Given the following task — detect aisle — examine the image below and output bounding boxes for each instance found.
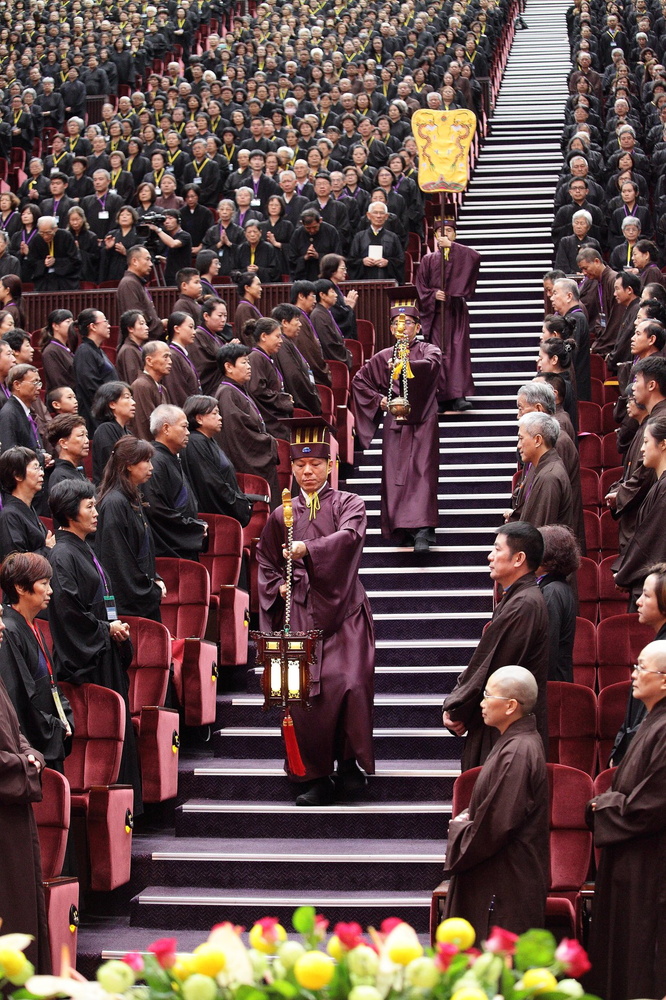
[76,0,571,968]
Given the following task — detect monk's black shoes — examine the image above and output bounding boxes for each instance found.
[335,760,369,800]
[295,777,336,806]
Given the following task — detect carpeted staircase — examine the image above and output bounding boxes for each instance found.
[76,0,571,968]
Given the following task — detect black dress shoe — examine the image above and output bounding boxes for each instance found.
[413,528,431,553]
[295,777,335,806]
[335,760,368,799]
[451,397,473,411]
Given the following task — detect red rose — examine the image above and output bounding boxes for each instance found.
[148,937,178,969]
[334,922,364,950]
[484,927,519,955]
[434,942,459,972]
[380,918,404,936]
[555,939,591,978]
[314,915,330,939]
[123,953,144,972]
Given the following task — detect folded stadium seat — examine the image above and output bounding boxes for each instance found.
[32,768,79,969]
[579,468,600,512]
[235,472,270,616]
[589,379,605,408]
[275,437,293,494]
[597,680,631,773]
[603,382,620,406]
[599,509,620,559]
[327,359,355,466]
[592,768,616,866]
[155,557,218,726]
[578,434,602,474]
[573,616,597,688]
[198,513,250,668]
[583,510,601,563]
[292,408,313,419]
[124,616,179,803]
[430,763,593,943]
[589,354,607,382]
[356,319,376,358]
[578,401,602,435]
[598,555,630,620]
[577,556,599,624]
[345,339,364,378]
[58,682,134,891]
[407,231,422,262]
[599,467,623,506]
[547,681,597,776]
[597,614,653,690]
[317,384,337,426]
[601,432,622,470]
[601,402,618,436]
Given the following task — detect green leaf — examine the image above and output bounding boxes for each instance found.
[235,985,269,1000]
[501,965,516,1000]
[270,981,299,999]
[292,908,316,937]
[514,931,557,972]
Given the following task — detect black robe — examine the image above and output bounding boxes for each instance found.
[95,488,162,621]
[0,494,49,560]
[444,574,550,769]
[181,431,253,526]
[0,607,73,768]
[0,675,50,974]
[587,696,666,1000]
[142,443,206,561]
[538,574,576,682]
[73,338,119,431]
[92,421,130,485]
[348,226,405,283]
[47,459,88,494]
[24,229,81,291]
[444,714,550,939]
[48,530,142,813]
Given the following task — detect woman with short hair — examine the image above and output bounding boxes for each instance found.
[0,447,54,560]
[90,381,134,484]
[537,524,581,682]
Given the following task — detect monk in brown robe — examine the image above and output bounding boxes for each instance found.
[352,303,441,551]
[444,665,549,939]
[586,640,666,1000]
[415,221,480,412]
[443,523,549,769]
[257,420,375,805]
[509,412,575,534]
[214,343,280,508]
[246,318,294,440]
[273,304,322,416]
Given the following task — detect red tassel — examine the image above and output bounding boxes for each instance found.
[282,708,306,776]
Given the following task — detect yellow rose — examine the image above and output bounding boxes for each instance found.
[450,987,487,1000]
[191,944,227,977]
[521,969,559,994]
[0,950,28,978]
[435,919,476,951]
[385,924,424,966]
[327,936,344,960]
[248,921,287,955]
[294,951,335,990]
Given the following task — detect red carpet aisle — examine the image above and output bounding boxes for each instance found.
[75,0,571,969]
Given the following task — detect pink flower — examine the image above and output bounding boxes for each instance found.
[484,927,519,955]
[555,939,591,978]
[380,918,404,936]
[434,942,459,971]
[123,953,144,972]
[465,948,482,964]
[314,915,329,940]
[148,937,177,969]
[334,922,364,950]
[256,917,283,944]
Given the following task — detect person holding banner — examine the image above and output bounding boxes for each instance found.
[416,219,481,413]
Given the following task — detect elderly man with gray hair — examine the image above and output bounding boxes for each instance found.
[442,664,549,937]
[507,411,575,532]
[24,215,81,291]
[80,169,125,241]
[548,276,591,398]
[142,403,207,561]
[554,208,601,273]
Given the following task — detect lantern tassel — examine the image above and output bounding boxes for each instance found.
[282,707,306,776]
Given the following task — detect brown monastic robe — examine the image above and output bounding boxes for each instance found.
[611,397,666,560]
[129,372,172,441]
[0,675,50,974]
[163,343,201,407]
[248,346,294,439]
[295,308,332,387]
[234,299,262,346]
[257,484,375,780]
[587,696,666,1000]
[444,714,549,939]
[214,377,280,507]
[614,472,666,592]
[277,338,322,415]
[443,573,550,769]
[509,448,575,534]
[189,324,226,395]
[116,339,144,387]
[582,265,621,355]
[41,339,75,393]
[310,304,353,367]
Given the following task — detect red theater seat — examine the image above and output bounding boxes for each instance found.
[33,768,79,968]
[547,681,597,776]
[599,509,619,559]
[198,513,250,668]
[345,339,364,377]
[577,557,599,624]
[578,434,602,474]
[583,510,601,562]
[597,681,631,772]
[578,401,602,435]
[356,319,376,358]
[597,614,652,690]
[156,557,218,726]
[580,468,600,512]
[125,616,179,802]
[601,432,622,470]
[328,360,355,465]
[236,472,271,615]
[598,555,628,620]
[59,682,133,891]
[573,616,596,688]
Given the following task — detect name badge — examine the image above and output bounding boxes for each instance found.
[98,210,109,219]
[104,594,118,621]
[193,176,202,184]
[50,166,58,175]
[251,198,261,207]
[109,188,117,195]
[154,186,161,195]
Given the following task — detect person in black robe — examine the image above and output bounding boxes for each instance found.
[443,523,550,769]
[47,479,142,814]
[181,396,254,526]
[141,404,207,561]
[0,552,73,771]
[73,310,120,432]
[24,216,81,291]
[348,203,405,283]
[586,639,666,1000]
[0,611,51,975]
[444,666,549,938]
[46,413,90,495]
[95,437,164,622]
[0,447,54,560]
[91,382,134,485]
[537,525,580,683]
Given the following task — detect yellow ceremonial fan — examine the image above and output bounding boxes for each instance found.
[411,109,477,193]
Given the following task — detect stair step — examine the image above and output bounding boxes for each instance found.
[211,728,463,760]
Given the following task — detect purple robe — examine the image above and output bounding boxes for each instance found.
[256,484,375,780]
[352,339,441,537]
[415,242,480,401]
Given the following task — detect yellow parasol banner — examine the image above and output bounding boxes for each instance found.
[411,109,478,192]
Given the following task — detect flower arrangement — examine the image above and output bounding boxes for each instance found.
[1,909,598,1000]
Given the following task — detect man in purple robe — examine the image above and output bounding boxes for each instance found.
[256,419,375,806]
[352,303,441,551]
[415,221,481,413]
